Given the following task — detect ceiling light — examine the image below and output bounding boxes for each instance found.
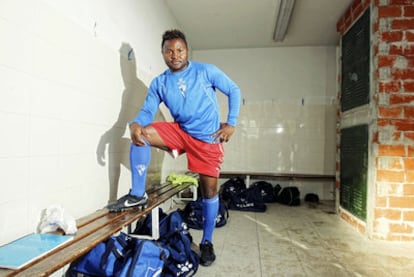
[273,0,296,42]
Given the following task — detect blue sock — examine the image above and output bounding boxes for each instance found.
[129,143,151,197]
[201,195,219,244]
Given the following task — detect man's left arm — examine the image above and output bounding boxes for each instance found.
[209,65,241,142]
[209,65,241,126]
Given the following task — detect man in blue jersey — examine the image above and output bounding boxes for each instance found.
[107,29,241,266]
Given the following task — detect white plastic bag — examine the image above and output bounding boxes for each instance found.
[38,205,77,235]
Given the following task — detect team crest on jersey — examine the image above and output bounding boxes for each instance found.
[178,78,186,96]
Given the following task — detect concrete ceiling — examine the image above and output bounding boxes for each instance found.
[165,0,354,50]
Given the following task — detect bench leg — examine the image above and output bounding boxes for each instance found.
[246,175,251,187]
[151,206,160,240]
[129,206,160,240]
[174,185,197,202]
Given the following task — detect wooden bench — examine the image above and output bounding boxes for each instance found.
[0,182,194,277]
[220,171,335,182]
[219,171,335,187]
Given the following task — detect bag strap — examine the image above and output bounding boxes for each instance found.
[222,202,230,220]
[123,239,144,277]
[216,201,229,226]
[124,240,168,277]
[100,234,132,270]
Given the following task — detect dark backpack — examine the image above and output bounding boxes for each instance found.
[250,181,276,203]
[180,197,229,230]
[226,185,267,212]
[118,239,168,277]
[275,186,301,206]
[67,232,168,277]
[305,193,319,203]
[219,177,246,202]
[134,209,199,277]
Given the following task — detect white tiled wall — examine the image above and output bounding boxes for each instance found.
[222,101,336,174]
[0,0,179,245]
[194,47,337,175]
[194,47,338,200]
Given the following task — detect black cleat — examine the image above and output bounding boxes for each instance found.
[199,240,216,266]
[107,192,148,212]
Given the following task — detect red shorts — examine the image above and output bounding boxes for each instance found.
[151,122,224,178]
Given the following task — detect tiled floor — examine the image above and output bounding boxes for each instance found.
[189,201,414,277]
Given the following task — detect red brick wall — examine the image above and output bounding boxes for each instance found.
[337,0,371,34]
[337,0,414,241]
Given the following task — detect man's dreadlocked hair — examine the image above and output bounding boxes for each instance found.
[161,29,188,49]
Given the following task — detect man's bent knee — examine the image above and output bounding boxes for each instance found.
[142,125,168,149]
[199,174,218,199]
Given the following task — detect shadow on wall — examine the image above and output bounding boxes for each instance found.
[96,42,165,203]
